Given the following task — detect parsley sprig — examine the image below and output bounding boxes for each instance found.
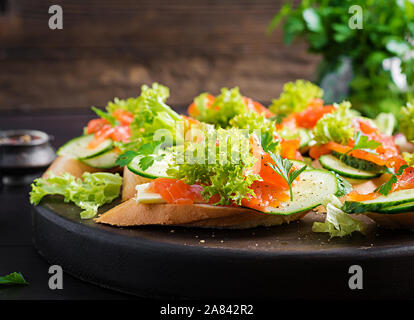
[267,152,307,201]
[374,165,409,196]
[261,132,279,153]
[0,272,28,286]
[341,131,381,160]
[115,140,165,170]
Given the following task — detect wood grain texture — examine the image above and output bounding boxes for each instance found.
[0,0,319,111]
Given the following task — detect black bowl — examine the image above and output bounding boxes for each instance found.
[0,129,55,185]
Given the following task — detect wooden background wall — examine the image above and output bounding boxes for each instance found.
[0,0,319,112]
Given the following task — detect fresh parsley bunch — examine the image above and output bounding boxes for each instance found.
[268,0,414,119]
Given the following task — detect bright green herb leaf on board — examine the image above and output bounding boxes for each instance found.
[0,272,28,285]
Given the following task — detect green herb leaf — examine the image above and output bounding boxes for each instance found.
[115,140,163,167]
[374,164,409,196]
[267,152,307,201]
[138,153,165,171]
[341,131,381,159]
[261,131,280,153]
[115,150,138,167]
[0,272,28,285]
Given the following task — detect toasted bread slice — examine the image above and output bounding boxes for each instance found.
[181,211,306,229]
[340,175,414,230]
[43,156,122,179]
[95,198,307,229]
[43,156,102,178]
[122,166,152,201]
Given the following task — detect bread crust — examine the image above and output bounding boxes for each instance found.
[43,156,102,178]
[95,199,307,229]
[121,166,152,201]
[43,156,122,178]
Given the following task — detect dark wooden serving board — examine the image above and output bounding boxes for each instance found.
[32,197,414,299]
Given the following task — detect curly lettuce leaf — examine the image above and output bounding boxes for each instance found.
[312,101,354,145]
[312,195,366,238]
[229,111,280,153]
[269,80,323,116]
[114,83,182,155]
[167,128,261,205]
[130,83,181,136]
[105,97,141,114]
[193,87,248,128]
[30,172,122,219]
[399,100,414,141]
[403,152,414,166]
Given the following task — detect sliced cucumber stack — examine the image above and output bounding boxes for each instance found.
[319,154,382,180]
[127,152,173,179]
[80,149,120,169]
[57,134,118,168]
[58,134,113,159]
[343,189,414,214]
[266,169,340,215]
[377,202,414,214]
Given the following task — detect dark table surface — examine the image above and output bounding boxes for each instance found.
[0,111,134,299]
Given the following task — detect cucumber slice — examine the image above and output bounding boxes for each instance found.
[343,189,414,214]
[377,202,414,214]
[127,152,173,179]
[266,169,339,215]
[319,154,381,179]
[57,134,113,160]
[80,149,119,169]
[291,160,313,170]
[331,151,385,172]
